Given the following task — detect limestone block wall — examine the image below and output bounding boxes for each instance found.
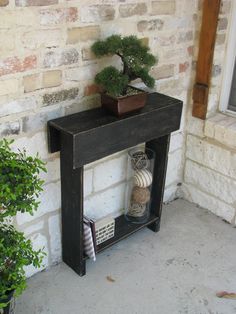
[182,0,236,225]
[0,0,198,276]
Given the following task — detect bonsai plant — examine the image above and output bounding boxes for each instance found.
[91,35,157,116]
[0,139,46,313]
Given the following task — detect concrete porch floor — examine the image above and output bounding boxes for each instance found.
[15,199,236,314]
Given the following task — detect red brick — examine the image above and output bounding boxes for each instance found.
[179,61,189,73]
[16,0,58,6]
[0,55,37,77]
[84,84,102,96]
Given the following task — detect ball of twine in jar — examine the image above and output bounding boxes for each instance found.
[130,150,150,170]
[131,186,150,204]
[127,203,147,217]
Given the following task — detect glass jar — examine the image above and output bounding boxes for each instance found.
[125,147,155,224]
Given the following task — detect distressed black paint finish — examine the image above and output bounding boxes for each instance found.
[146,135,170,232]
[48,92,182,276]
[48,93,182,167]
[60,133,85,276]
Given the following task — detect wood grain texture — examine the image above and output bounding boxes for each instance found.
[146,135,170,232]
[60,133,85,276]
[192,0,221,120]
[48,92,182,168]
[48,92,183,276]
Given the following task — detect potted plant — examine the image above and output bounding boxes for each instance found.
[0,224,45,313]
[0,139,46,314]
[91,35,157,116]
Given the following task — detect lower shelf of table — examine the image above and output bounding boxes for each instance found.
[84,213,159,260]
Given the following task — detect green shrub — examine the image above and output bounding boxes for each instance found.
[0,139,46,309]
[0,224,45,308]
[0,139,46,221]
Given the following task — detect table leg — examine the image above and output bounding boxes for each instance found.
[146,134,170,232]
[60,133,86,276]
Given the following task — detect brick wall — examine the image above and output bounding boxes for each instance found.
[182,0,236,225]
[0,0,197,276]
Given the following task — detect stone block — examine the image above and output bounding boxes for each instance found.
[212,64,221,77]
[182,183,235,223]
[165,149,183,186]
[43,48,79,68]
[186,135,236,180]
[0,79,18,97]
[65,65,98,82]
[150,64,175,80]
[214,117,236,145]
[0,97,37,117]
[187,46,194,56]
[11,131,49,160]
[39,7,78,25]
[24,233,49,278]
[186,115,204,137]
[220,1,231,14]
[217,17,228,31]
[0,55,37,77]
[16,0,58,6]
[140,37,149,47]
[43,87,79,105]
[93,154,127,192]
[163,184,178,203]
[16,181,61,225]
[67,26,101,44]
[0,121,20,136]
[179,61,190,73]
[169,132,184,153]
[224,123,236,148]
[119,3,147,18]
[82,48,96,61]
[137,19,164,32]
[177,31,193,43]
[0,0,8,7]
[84,183,126,220]
[84,168,93,197]
[216,33,226,45]
[40,158,60,183]
[185,160,236,204]
[23,73,41,93]
[0,11,16,28]
[0,31,15,57]
[22,107,63,133]
[48,214,61,264]
[84,84,101,96]
[151,1,176,15]
[22,29,61,50]
[81,5,115,23]
[0,9,37,28]
[42,70,62,88]
[20,220,44,236]
[204,114,236,148]
[154,34,176,47]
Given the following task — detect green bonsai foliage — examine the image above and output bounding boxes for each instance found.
[0,224,45,308]
[92,35,157,96]
[0,139,46,221]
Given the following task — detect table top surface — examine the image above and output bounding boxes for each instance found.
[48,92,183,136]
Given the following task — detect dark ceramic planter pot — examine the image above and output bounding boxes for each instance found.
[101,86,147,117]
[0,291,14,314]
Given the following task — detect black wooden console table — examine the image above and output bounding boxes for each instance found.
[48,92,182,276]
